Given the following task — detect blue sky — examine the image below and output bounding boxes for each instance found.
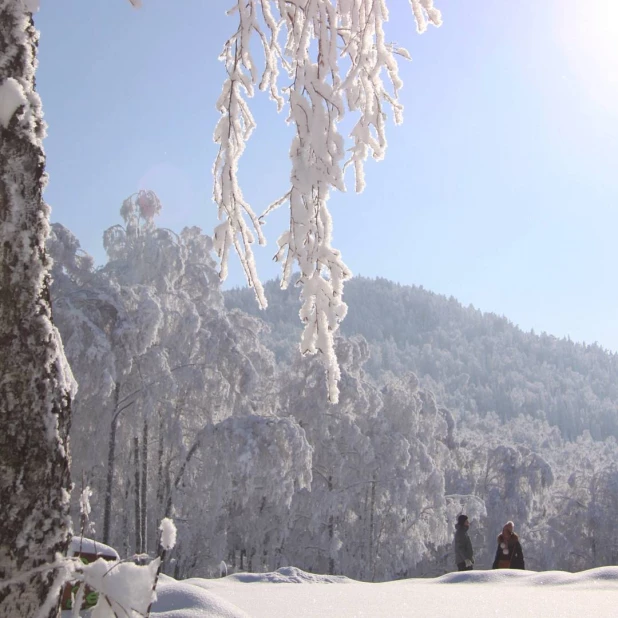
[35,0,618,350]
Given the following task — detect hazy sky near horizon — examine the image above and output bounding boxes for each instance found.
[36,1,618,350]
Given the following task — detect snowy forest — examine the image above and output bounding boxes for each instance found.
[3,0,618,615]
[50,195,618,584]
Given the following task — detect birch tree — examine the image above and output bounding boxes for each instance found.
[214,0,441,402]
[0,2,73,616]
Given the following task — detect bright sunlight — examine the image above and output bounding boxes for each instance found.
[558,0,618,111]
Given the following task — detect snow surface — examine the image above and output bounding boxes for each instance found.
[62,565,618,618]
[169,566,618,617]
[63,566,618,618]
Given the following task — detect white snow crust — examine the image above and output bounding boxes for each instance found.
[61,566,618,617]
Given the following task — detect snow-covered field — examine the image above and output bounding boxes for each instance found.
[145,566,618,618]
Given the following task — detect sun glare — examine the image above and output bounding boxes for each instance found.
[558,0,618,111]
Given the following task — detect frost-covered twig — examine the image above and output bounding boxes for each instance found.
[145,518,177,618]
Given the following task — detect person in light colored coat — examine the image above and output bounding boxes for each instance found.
[492,521,525,570]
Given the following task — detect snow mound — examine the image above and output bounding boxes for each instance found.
[225,566,352,584]
[434,566,618,587]
[522,566,618,587]
[434,569,527,584]
[152,576,250,618]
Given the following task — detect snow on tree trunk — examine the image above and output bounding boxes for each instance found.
[214,0,441,402]
[0,3,73,617]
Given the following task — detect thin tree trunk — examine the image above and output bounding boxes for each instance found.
[247,549,254,573]
[156,413,165,517]
[134,437,142,555]
[102,382,121,544]
[328,475,335,575]
[122,478,131,558]
[369,477,376,582]
[0,4,72,617]
[163,424,210,519]
[141,418,148,554]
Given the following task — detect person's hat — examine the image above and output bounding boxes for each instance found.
[457,514,469,526]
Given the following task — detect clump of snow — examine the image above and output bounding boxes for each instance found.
[79,486,92,520]
[69,537,119,559]
[159,518,177,551]
[79,557,159,617]
[0,78,26,128]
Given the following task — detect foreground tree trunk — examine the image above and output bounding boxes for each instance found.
[0,3,73,617]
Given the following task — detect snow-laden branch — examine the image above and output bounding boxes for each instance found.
[217,3,432,402]
[212,1,270,308]
[215,1,440,402]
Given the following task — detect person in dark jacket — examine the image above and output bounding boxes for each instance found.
[492,521,525,569]
[453,514,474,571]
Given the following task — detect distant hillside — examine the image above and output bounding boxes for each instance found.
[225,277,618,440]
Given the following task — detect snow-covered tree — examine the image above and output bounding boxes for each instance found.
[166,414,312,578]
[365,374,451,580]
[49,195,284,564]
[0,3,73,616]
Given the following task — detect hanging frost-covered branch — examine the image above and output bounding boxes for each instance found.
[216,1,441,402]
[213,0,271,308]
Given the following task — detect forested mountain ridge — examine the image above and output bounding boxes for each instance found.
[225,276,618,440]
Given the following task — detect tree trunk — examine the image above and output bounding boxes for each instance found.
[133,437,142,554]
[156,412,165,518]
[102,382,121,544]
[0,4,73,617]
[328,475,335,575]
[141,418,148,554]
[122,476,131,558]
[247,549,254,573]
[369,477,376,582]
